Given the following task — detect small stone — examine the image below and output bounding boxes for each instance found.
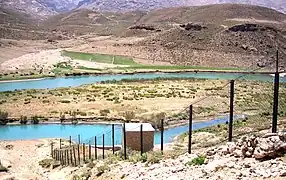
[280,171,286,177]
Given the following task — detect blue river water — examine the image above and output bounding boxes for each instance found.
[0,72,284,92]
[0,115,244,145]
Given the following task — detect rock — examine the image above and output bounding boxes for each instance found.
[280,171,286,177]
[5,145,13,150]
[262,133,278,138]
[0,175,15,180]
[241,44,248,50]
[253,134,286,159]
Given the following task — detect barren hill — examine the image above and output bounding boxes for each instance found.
[138,4,286,25]
[77,0,286,14]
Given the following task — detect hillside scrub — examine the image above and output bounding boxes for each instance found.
[0,110,8,125]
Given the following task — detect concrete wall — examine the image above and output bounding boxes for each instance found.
[124,131,154,152]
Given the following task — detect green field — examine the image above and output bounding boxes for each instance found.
[118,65,244,71]
[61,50,245,71]
[61,50,137,65]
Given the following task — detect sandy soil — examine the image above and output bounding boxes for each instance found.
[0,139,52,180]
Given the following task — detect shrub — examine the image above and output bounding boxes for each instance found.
[96,163,110,176]
[0,110,8,125]
[100,109,110,116]
[20,115,28,124]
[72,120,78,125]
[60,115,65,123]
[123,111,135,122]
[129,152,147,163]
[146,151,163,165]
[59,100,71,103]
[31,116,39,124]
[42,100,50,103]
[185,155,206,166]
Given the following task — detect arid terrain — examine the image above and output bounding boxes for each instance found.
[1,2,286,180]
[1,4,286,80]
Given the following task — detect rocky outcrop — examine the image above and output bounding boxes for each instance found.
[208,133,286,160]
[228,24,259,32]
[129,25,158,31]
[179,23,206,31]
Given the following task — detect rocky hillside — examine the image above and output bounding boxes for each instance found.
[0,0,82,18]
[0,0,285,19]
[77,0,286,14]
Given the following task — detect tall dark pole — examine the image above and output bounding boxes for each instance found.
[78,134,81,144]
[123,123,127,160]
[161,119,164,153]
[140,124,143,155]
[188,105,193,154]
[112,124,115,154]
[102,134,105,159]
[272,50,280,133]
[94,136,97,160]
[228,80,235,142]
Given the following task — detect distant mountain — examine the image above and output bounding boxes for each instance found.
[0,0,82,18]
[0,0,285,19]
[77,0,286,14]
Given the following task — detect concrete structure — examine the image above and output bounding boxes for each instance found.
[123,123,155,152]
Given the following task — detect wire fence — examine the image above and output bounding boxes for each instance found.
[50,51,285,166]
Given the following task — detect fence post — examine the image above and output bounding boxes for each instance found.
[102,134,105,159]
[94,136,97,160]
[112,124,115,154]
[70,149,73,166]
[61,151,64,165]
[228,80,235,142]
[140,124,143,155]
[78,134,81,144]
[55,150,58,160]
[272,50,279,133]
[69,136,72,147]
[161,119,164,153]
[63,150,66,165]
[66,149,69,165]
[51,143,53,158]
[123,123,127,160]
[77,144,80,165]
[188,105,193,154]
[73,146,77,166]
[89,142,91,160]
[83,143,85,163]
[59,139,62,149]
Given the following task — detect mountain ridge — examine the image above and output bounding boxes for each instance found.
[0,0,285,19]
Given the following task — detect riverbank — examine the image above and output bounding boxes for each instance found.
[1,115,285,180]
[0,68,278,83]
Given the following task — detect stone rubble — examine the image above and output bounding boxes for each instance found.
[98,133,286,180]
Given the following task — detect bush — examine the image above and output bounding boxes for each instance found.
[96,163,110,176]
[31,116,39,124]
[185,155,206,166]
[59,100,71,103]
[123,111,135,122]
[20,115,28,124]
[0,110,8,125]
[146,151,163,165]
[100,109,110,116]
[72,120,78,125]
[129,152,147,163]
[60,115,65,123]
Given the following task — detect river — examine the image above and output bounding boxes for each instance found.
[1,72,285,92]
